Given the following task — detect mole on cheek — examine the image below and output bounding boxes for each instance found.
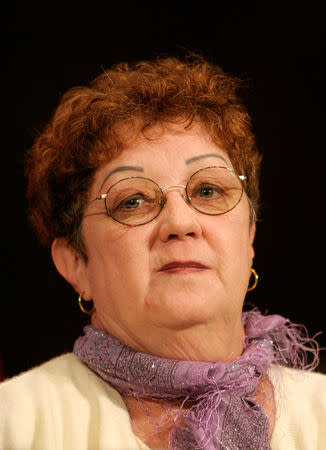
[145,297,157,310]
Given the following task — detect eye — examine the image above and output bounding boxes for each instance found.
[197,183,225,198]
[118,194,145,209]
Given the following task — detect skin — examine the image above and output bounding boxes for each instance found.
[51,122,275,447]
[52,121,256,363]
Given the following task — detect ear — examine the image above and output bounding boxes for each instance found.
[249,222,256,260]
[51,238,92,300]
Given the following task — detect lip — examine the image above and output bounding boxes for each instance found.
[158,261,209,272]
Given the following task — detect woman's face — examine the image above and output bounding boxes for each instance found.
[56,123,255,356]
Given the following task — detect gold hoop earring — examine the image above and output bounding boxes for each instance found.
[78,294,95,316]
[247,268,259,292]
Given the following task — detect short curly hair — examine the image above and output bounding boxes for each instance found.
[26,55,262,260]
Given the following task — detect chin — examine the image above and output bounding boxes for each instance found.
[146,293,228,329]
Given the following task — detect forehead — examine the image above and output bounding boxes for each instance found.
[96,122,232,183]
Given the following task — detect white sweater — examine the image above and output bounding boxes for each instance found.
[0,353,325,449]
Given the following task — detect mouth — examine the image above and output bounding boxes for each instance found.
[158,261,209,273]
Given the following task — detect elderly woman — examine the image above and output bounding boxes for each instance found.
[0,56,325,450]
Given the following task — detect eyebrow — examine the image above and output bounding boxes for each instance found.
[99,154,228,192]
[99,166,143,191]
[185,153,228,165]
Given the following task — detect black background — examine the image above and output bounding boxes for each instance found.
[1,2,325,378]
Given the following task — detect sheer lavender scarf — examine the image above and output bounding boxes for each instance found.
[73,311,318,449]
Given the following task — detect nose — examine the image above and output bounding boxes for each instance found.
[158,188,203,242]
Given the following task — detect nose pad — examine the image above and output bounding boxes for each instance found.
[161,184,187,194]
[160,184,190,210]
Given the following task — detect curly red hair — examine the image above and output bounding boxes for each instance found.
[26,55,262,259]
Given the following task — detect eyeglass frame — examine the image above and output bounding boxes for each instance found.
[86,165,247,226]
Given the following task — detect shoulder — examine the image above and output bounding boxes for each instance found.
[269,366,326,450]
[0,353,140,449]
[269,365,326,407]
[1,352,89,386]
[0,353,122,408]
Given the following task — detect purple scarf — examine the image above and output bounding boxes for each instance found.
[73,311,319,449]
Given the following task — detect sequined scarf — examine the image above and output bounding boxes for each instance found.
[73,310,318,449]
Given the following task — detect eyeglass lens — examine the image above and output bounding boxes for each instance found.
[105,167,244,226]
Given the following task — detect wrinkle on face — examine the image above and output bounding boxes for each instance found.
[79,121,255,362]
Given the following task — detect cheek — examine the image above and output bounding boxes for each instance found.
[83,218,131,267]
[227,226,254,294]
[83,222,151,300]
[207,211,253,277]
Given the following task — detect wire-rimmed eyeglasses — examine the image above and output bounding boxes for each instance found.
[86,166,247,226]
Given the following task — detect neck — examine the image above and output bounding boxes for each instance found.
[75,309,288,449]
[91,311,245,362]
[124,374,276,449]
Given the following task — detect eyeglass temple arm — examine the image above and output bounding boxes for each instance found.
[85,194,107,208]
